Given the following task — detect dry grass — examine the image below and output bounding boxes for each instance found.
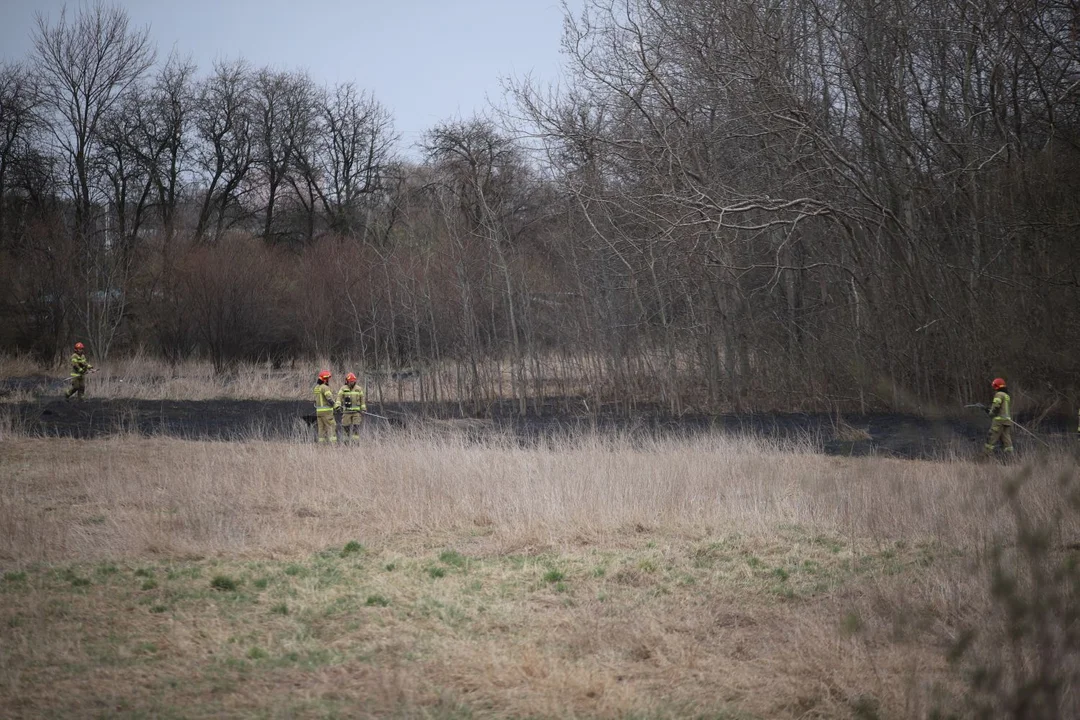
[1,432,1077,718]
[832,414,873,443]
[2,433,1060,561]
[0,351,600,405]
[0,352,41,378]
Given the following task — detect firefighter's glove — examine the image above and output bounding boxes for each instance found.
[360,404,367,412]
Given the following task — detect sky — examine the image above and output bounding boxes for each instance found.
[0,0,581,153]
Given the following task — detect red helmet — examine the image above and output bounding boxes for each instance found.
[318,370,332,382]
[74,342,85,352]
[346,373,357,383]
[991,377,1006,390]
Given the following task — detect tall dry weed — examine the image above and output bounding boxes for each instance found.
[2,431,1075,563]
[0,352,43,377]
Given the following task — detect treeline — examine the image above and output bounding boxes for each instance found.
[2,1,1079,412]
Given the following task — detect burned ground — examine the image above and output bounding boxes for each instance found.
[7,385,1076,459]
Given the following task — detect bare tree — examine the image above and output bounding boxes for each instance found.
[424,119,533,412]
[31,2,154,358]
[296,83,397,241]
[0,62,42,249]
[252,68,317,243]
[192,59,255,244]
[506,0,1080,411]
[31,2,154,236]
[140,53,197,244]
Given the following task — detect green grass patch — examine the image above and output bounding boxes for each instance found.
[341,541,365,557]
[69,576,91,588]
[0,534,950,718]
[166,566,201,581]
[210,575,239,592]
[772,585,796,600]
[439,550,467,568]
[542,569,565,583]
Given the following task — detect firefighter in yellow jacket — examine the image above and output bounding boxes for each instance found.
[984,377,1014,455]
[336,373,366,443]
[313,370,338,444]
[65,342,94,400]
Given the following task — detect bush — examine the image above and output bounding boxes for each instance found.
[948,466,1080,717]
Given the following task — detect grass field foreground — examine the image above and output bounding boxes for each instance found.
[2,432,1079,717]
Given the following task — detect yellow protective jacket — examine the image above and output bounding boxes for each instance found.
[313,382,337,413]
[989,390,1012,425]
[70,353,92,377]
[336,383,365,413]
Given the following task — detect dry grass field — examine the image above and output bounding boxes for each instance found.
[2,425,1079,718]
[0,352,597,406]
[0,353,342,403]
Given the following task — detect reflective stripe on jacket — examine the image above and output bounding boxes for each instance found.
[337,384,365,413]
[990,390,1012,423]
[313,383,336,413]
[70,353,92,377]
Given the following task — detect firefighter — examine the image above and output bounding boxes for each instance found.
[984,377,1014,456]
[313,370,338,444]
[336,372,366,443]
[65,342,94,400]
